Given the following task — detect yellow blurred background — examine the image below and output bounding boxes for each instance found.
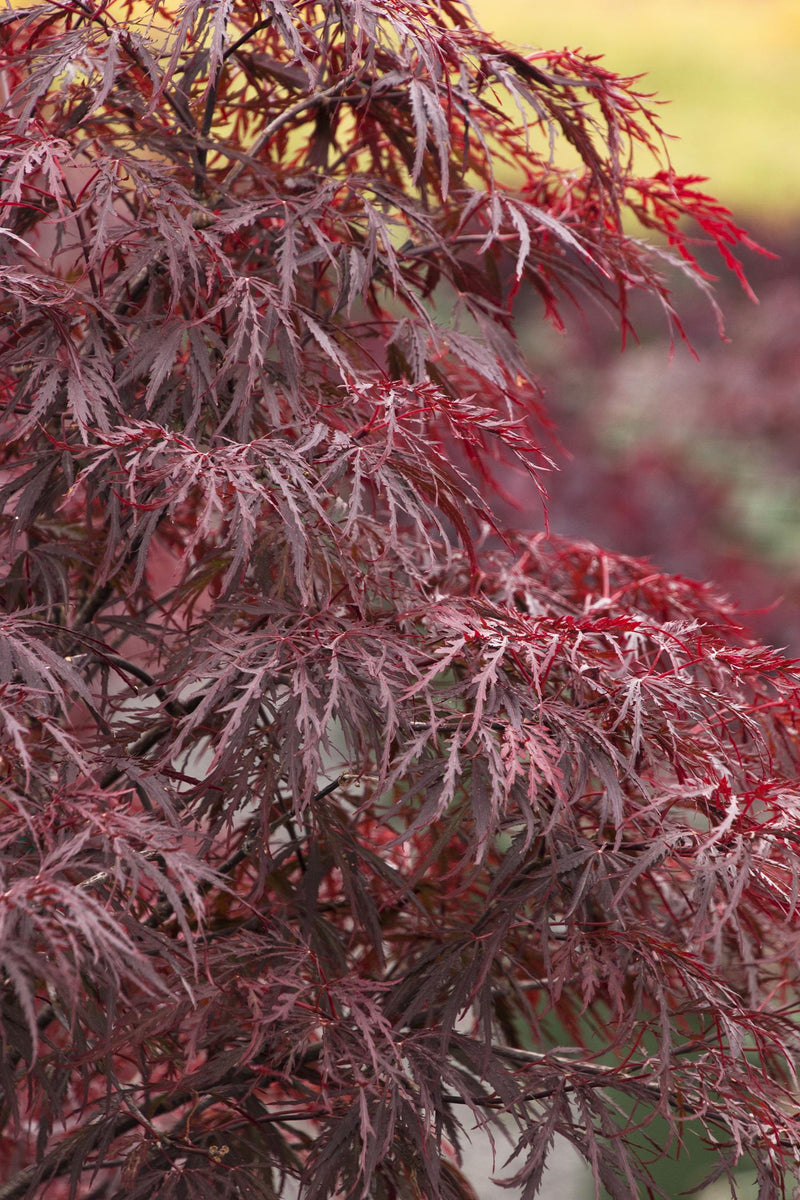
[469,0,800,225]
[11,0,796,221]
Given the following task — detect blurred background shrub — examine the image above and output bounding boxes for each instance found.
[472,0,800,653]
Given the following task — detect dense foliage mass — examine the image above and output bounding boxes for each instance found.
[1,2,800,1197]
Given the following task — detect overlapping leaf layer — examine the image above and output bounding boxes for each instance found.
[0,2,798,1196]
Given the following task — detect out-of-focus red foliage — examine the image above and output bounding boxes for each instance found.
[1,3,800,1199]
[523,238,800,652]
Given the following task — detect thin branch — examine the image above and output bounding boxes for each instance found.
[223,14,274,62]
[73,581,115,631]
[223,72,357,189]
[98,723,173,790]
[60,175,101,303]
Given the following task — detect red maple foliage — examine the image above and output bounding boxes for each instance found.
[1,2,799,1198]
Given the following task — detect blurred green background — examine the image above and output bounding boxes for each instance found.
[469,0,800,225]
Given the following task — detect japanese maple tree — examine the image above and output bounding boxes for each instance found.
[1,2,800,1198]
